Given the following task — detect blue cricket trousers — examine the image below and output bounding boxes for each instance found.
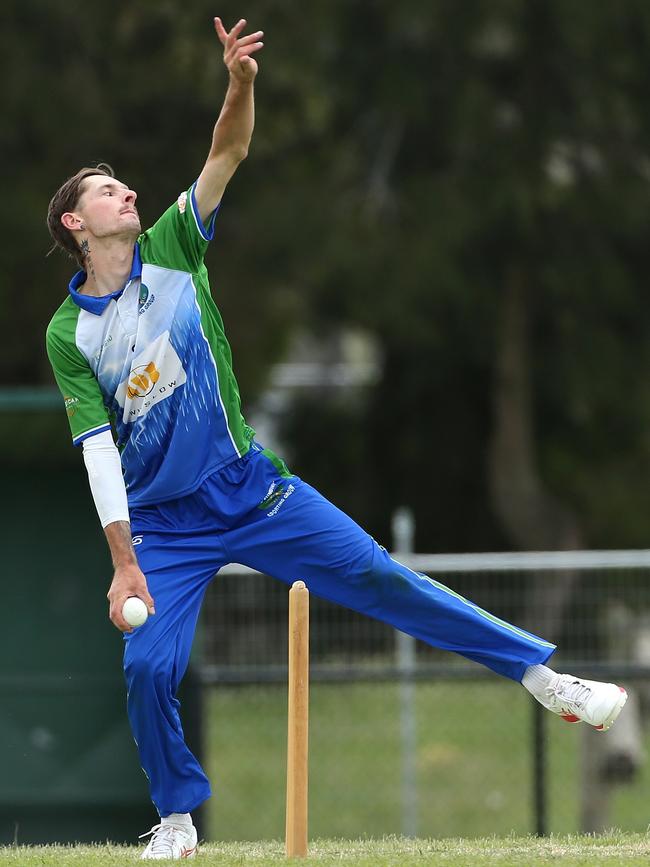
[124,445,555,816]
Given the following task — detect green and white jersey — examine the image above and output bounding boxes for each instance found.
[46,183,254,507]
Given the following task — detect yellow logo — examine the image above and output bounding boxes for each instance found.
[126,362,160,400]
[64,395,79,418]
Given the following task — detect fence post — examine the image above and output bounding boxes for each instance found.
[392,507,418,838]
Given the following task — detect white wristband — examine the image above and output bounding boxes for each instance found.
[82,429,130,528]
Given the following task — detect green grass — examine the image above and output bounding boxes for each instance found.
[205,681,650,840]
[2,834,650,865]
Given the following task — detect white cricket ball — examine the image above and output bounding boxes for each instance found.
[122,596,149,628]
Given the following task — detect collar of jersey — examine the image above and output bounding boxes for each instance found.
[67,242,142,315]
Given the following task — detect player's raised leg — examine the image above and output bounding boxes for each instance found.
[223,475,626,730]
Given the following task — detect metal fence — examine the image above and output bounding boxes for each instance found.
[197,534,650,841]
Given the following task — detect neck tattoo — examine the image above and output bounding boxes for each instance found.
[80,239,96,280]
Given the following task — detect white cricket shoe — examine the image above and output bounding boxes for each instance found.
[538,674,627,731]
[139,822,198,860]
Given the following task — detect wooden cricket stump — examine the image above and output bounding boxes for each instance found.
[286,580,309,858]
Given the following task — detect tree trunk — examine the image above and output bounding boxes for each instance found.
[487,269,644,834]
[487,265,582,641]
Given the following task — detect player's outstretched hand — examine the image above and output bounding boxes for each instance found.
[107,563,156,633]
[214,17,263,83]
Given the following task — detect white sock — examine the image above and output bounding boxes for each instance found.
[522,664,557,697]
[161,812,192,827]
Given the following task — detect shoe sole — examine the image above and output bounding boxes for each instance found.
[595,686,627,732]
[140,841,197,860]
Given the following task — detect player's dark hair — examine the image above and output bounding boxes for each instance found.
[46,164,115,269]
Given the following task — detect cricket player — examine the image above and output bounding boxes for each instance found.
[45,17,627,860]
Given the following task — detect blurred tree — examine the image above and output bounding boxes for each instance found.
[3,0,650,553]
[279,0,650,554]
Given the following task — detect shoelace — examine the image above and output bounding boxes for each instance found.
[139,823,182,857]
[547,678,592,711]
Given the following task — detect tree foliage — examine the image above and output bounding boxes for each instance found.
[3,0,650,548]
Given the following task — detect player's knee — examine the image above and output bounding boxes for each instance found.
[124,644,170,690]
[340,540,397,605]
[355,542,418,600]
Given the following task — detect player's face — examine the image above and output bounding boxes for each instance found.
[76,175,141,238]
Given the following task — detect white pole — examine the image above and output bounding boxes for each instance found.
[392,507,418,838]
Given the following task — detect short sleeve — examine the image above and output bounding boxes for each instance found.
[46,320,112,446]
[139,182,220,274]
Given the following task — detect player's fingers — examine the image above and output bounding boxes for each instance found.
[235,30,264,48]
[214,17,229,46]
[224,35,261,62]
[109,602,133,634]
[236,42,264,60]
[225,45,263,70]
[227,18,247,44]
[142,591,156,615]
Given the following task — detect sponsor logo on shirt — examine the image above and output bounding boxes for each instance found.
[115,330,187,423]
[126,361,160,400]
[64,395,79,418]
[138,283,155,316]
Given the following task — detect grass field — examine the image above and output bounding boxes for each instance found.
[205,680,650,840]
[2,834,650,865]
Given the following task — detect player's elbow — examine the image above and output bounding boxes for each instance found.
[230,144,249,163]
[210,145,248,171]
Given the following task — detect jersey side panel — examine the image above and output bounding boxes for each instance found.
[46,299,112,444]
[192,269,254,458]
